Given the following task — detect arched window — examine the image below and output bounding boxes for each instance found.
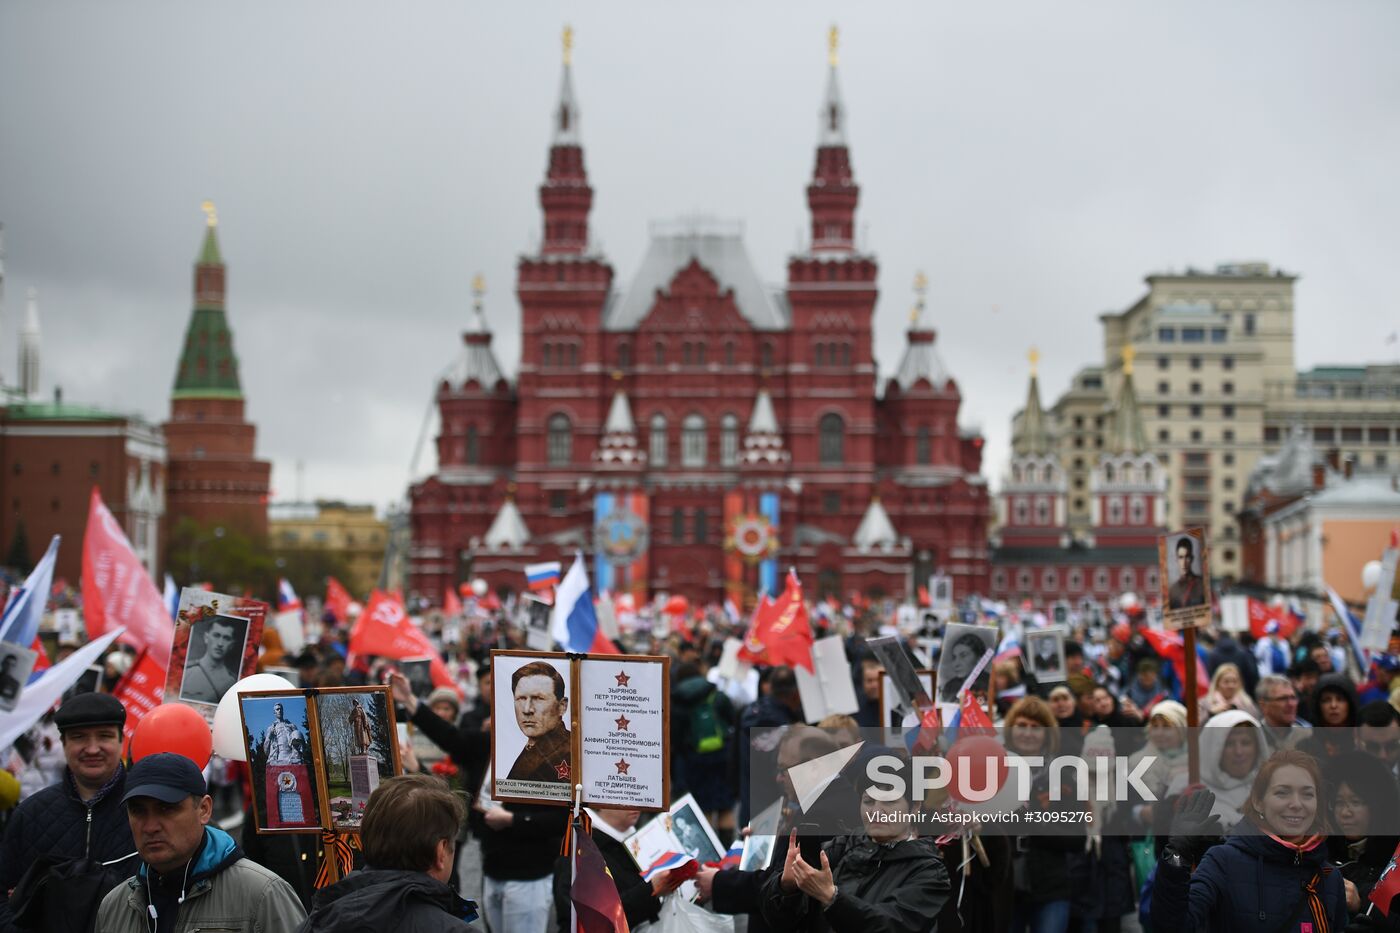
[1034,497,1051,524]
[1012,464,1023,483]
[819,413,845,465]
[917,426,932,465]
[1103,463,1115,483]
[649,414,668,466]
[671,509,685,542]
[1129,495,1147,525]
[993,570,1008,592]
[617,343,631,369]
[1068,569,1083,592]
[547,414,572,465]
[720,414,740,466]
[1043,569,1058,591]
[1120,568,1136,592]
[1013,499,1030,525]
[760,342,774,369]
[695,343,706,366]
[567,344,578,367]
[542,344,553,368]
[815,344,826,367]
[1017,569,1033,591]
[1108,497,1125,524]
[465,425,480,465]
[694,508,708,543]
[1142,462,1154,483]
[682,343,693,366]
[842,344,852,366]
[654,341,665,365]
[1094,568,1110,591]
[724,342,735,366]
[682,414,707,467]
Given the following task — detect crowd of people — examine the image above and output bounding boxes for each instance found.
[1,590,1398,933]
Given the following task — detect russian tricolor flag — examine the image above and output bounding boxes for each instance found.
[641,851,693,882]
[720,840,743,869]
[277,578,303,612]
[549,554,617,655]
[525,561,562,592]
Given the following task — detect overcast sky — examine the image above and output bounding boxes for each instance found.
[2,1,1397,515]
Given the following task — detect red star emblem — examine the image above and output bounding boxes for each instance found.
[615,714,631,731]
[615,758,630,775]
[555,760,570,780]
[614,670,630,687]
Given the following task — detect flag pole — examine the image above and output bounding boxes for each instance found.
[1185,624,1200,784]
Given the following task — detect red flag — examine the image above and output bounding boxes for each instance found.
[917,586,931,608]
[80,487,175,667]
[29,635,50,674]
[910,703,942,756]
[349,590,456,694]
[325,577,353,624]
[111,650,165,737]
[569,820,630,933]
[1141,627,1209,692]
[959,689,997,736]
[737,571,814,672]
[443,586,463,618]
[1371,840,1400,916]
[1248,598,1301,640]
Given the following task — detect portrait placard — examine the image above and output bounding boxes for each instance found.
[935,623,997,703]
[667,792,724,865]
[312,687,400,832]
[398,657,435,700]
[491,651,575,805]
[239,690,322,834]
[578,654,669,811]
[1024,627,1068,683]
[1159,528,1210,630]
[877,670,935,745]
[168,588,266,723]
[0,641,38,712]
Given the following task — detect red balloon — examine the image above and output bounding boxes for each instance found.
[945,735,1008,804]
[665,595,689,615]
[130,703,214,769]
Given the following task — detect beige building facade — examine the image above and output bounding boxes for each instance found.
[269,500,388,597]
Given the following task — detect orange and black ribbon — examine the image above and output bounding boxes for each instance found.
[314,831,362,889]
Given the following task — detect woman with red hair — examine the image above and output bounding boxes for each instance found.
[1151,749,1349,932]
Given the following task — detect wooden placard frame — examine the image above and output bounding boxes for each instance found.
[489,649,672,811]
[238,685,402,837]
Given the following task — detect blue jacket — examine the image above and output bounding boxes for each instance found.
[1152,830,1348,933]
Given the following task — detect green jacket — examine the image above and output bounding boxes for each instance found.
[95,826,306,933]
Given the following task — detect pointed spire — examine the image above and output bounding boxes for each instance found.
[1018,348,1051,457]
[539,25,593,256]
[1108,345,1148,455]
[603,388,635,435]
[174,206,242,399]
[483,496,531,550]
[747,388,780,434]
[852,496,899,551]
[805,25,859,253]
[449,274,505,388]
[893,271,951,392]
[819,25,846,146]
[19,286,40,398]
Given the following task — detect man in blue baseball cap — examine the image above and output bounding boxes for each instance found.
[95,753,305,933]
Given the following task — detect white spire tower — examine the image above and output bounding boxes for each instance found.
[19,286,40,398]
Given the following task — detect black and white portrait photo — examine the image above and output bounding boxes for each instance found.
[179,614,250,706]
[492,652,574,803]
[937,623,996,703]
[1024,628,1067,683]
[668,793,723,865]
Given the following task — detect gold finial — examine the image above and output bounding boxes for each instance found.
[909,270,927,326]
[471,274,485,298]
[1028,347,1040,375]
[828,25,839,67]
[611,370,622,381]
[562,24,573,66]
[201,200,217,227]
[1122,344,1136,375]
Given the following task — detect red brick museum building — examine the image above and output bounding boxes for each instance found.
[409,41,992,606]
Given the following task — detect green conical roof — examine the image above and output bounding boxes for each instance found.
[173,307,242,399]
[198,225,222,265]
[1108,370,1148,455]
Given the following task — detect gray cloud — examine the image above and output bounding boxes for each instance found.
[2,1,1396,513]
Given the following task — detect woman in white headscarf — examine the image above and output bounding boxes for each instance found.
[1126,700,1190,832]
[1165,708,1264,828]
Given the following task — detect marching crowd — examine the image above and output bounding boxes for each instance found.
[2,594,1399,933]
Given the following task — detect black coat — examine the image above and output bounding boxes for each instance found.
[297,868,476,932]
[552,827,661,932]
[759,835,951,933]
[0,767,137,933]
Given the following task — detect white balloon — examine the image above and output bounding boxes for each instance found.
[1119,592,1139,610]
[1363,560,1383,591]
[211,672,297,761]
[471,578,489,598]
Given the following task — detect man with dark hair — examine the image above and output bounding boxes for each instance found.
[181,617,241,704]
[297,774,478,932]
[0,693,138,933]
[735,665,803,825]
[1358,700,1400,777]
[1167,536,1205,609]
[96,752,304,933]
[506,661,571,785]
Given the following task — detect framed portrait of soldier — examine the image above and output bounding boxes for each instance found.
[491,650,575,805]
[312,687,400,832]
[1160,528,1210,630]
[0,641,38,712]
[1024,628,1067,683]
[239,691,322,833]
[878,669,935,745]
[936,623,997,703]
[168,588,266,722]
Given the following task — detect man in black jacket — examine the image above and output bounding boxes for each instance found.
[0,693,138,933]
[298,774,478,932]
